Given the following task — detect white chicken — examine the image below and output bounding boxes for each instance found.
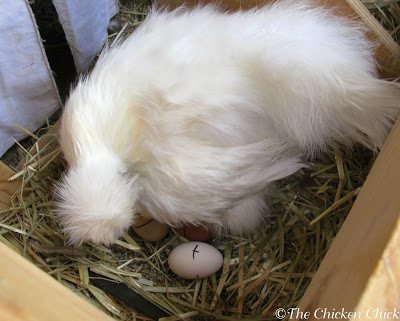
[56,1,400,245]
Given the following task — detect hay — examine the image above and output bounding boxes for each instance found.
[0,122,375,320]
[0,0,397,320]
[362,0,400,43]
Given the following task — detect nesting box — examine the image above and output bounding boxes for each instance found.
[0,0,399,320]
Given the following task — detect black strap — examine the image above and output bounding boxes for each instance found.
[89,271,171,320]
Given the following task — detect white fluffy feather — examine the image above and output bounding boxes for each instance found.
[56,1,400,245]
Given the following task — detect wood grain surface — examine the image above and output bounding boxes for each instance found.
[1,1,399,319]
[0,162,19,211]
[0,242,114,321]
[1,133,114,321]
[297,117,400,318]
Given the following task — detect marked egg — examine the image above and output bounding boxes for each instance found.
[168,242,223,279]
[132,214,169,242]
[176,224,214,242]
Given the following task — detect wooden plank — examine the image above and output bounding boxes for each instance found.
[0,242,114,321]
[155,0,400,77]
[1,2,399,320]
[0,161,19,211]
[356,219,400,313]
[1,155,113,321]
[297,117,400,318]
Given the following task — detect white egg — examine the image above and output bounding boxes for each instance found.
[168,242,223,279]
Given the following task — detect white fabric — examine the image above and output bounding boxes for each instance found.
[0,0,61,156]
[53,0,119,73]
[0,0,118,157]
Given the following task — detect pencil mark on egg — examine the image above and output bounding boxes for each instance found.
[168,242,224,279]
[133,218,154,229]
[192,244,199,260]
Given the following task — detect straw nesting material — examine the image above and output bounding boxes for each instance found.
[0,0,396,320]
[0,121,375,320]
[361,0,400,43]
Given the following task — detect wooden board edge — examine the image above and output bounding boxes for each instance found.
[355,217,400,312]
[1,148,113,321]
[0,242,114,321]
[0,161,19,211]
[296,117,400,318]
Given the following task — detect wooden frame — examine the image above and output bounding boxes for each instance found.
[1,0,399,320]
[2,119,399,320]
[297,117,400,319]
[1,151,113,321]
